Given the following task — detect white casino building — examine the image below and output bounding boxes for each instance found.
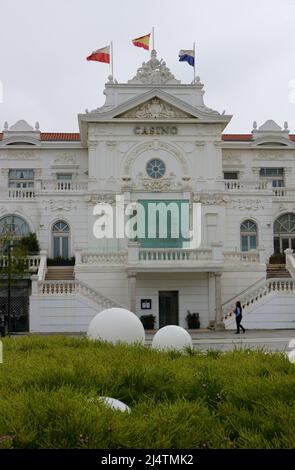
[1,50,295,333]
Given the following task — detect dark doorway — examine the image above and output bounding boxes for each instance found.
[159,291,179,328]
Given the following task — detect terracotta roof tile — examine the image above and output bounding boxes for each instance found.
[222,134,253,141]
[0,132,294,143]
[40,133,81,141]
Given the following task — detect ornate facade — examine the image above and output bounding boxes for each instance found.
[1,50,295,332]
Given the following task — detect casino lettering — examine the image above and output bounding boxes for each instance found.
[134,126,178,135]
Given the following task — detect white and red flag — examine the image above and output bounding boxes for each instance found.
[86,45,110,63]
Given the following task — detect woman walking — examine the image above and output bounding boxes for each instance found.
[235,301,246,334]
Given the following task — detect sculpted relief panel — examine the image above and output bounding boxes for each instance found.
[119,98,192,120]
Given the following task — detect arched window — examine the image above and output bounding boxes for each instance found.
[52,221,70,258]
[240,220,258,252]
[274,213,295,253]
[0,215,30,237]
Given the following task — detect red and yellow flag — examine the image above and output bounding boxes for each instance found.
[132,33,150,50]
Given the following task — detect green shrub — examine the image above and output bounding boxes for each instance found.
[0,336,295,448]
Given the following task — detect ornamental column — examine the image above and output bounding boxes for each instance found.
[214,272,224,331]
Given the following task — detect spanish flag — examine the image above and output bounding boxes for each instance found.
[132,33,150,50]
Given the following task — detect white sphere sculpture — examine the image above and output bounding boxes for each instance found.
[287,339,295,350]
[99,397,131,413]
[287,349,295,363]
[151,325,193,352]
[87,307,145,345]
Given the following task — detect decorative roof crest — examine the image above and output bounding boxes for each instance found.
[128,49,180,85]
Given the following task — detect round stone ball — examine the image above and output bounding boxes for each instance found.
[87,307,145,345]
[151,325,193,352]
[287,339,295,350]
[287,349,295,363]
[99,397,131,413]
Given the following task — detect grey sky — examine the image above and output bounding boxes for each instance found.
[1,0,295,133]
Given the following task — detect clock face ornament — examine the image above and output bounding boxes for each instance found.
[146,159,166,179]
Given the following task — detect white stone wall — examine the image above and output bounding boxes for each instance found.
[30,295,98,333]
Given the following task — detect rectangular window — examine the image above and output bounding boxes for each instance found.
[241,235,248,252]
[137,199,190,248]
[259,167,284,188]
[9,169,34,188]
[250,235,257,250]
[259,168,284,177]
[57,174,72,180]
[224,172,238,180]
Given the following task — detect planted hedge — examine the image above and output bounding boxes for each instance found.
[0,336,295,448]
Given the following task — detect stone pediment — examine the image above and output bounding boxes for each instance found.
[116,98,195,120]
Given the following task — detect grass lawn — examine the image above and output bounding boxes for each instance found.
[0,335,295,449]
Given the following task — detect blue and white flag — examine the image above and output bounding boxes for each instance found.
[178,49,195,67]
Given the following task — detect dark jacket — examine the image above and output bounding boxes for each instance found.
[235,306,242,318]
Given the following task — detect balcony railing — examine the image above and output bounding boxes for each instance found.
[0,255,40,271]
[272,188,295,198]
[8,188,35,199]
[224,250,261,264]
[39,180,88,192]
[138,247,212,262]
[223,180,269,191]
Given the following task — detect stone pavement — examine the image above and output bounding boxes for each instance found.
[145,329,295,352]
[9,329,295,352]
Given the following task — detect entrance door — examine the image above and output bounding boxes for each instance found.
[52,221,70,258]
[281,238,290,253]
[159,291,179,328]
[53,236,69,258]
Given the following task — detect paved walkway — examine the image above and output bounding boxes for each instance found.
[146,329,295,352]
[8,329,295,352]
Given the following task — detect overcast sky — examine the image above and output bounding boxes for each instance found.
[1,0,295,133]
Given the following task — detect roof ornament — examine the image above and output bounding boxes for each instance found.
[128,49,180,85]
[252,121,258,131]
[4,121,8,131]
[35,121,40,131]
[284,121,289,131]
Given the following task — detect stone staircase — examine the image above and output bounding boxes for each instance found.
[266,264,291,279]
[45,266,75,280]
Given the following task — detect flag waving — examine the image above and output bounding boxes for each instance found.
[178,49,195,67]
[87,45,110,63]
[132,33,151,50]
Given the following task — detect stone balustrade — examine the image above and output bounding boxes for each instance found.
[35,279,122,309]
[8,188,35,199]
[285,249,295,278]
[80,251,128,265]
[272,187,295,198]
[224,250,260,264]
[223,278,295,321]
[0,255,40,271]
[39,180,88,192]
[138,247,212,262]
[223,180,269,191]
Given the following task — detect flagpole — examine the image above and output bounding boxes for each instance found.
[152,27,155,50]
[193,42,196,83]
[111,41,114,78]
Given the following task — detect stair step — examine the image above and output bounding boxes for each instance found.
[266,263,291,279]
[45,266,75,281]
